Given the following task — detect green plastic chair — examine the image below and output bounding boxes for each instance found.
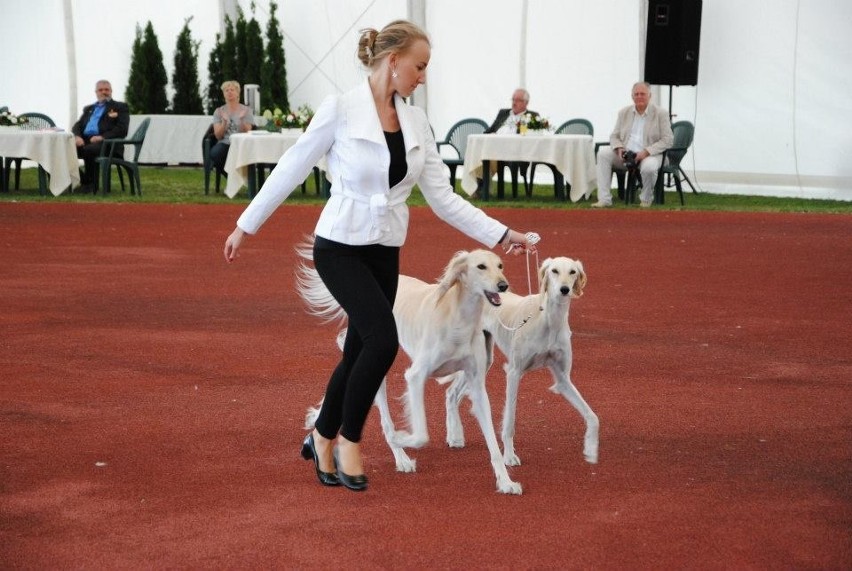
[202,124,224,194]
[96,117,151,195]
[653,120,695,205]
[436,118,488,190]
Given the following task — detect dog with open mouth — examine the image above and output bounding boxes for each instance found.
[299,247,523,494]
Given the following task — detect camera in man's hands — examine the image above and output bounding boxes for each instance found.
[622,150,638,170]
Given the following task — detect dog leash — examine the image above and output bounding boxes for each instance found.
[495,232,542,332]
[516,232,541,295]
[505,232,541,294]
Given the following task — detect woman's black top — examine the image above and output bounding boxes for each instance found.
[384,130,407,189]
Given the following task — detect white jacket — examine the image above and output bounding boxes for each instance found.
[236,80,507,248]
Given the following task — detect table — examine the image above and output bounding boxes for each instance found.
[461,134,596,202]
[223,130,304,198]
[127,115,213,165]
[0,128,80,195]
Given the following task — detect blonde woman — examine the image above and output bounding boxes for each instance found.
[210,80,254,176]
[224,20,537,492]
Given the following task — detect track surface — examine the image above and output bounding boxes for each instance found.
[1,203,850,568]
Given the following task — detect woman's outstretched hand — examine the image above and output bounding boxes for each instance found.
[224,227,246,263]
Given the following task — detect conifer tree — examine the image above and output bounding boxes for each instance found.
[261,1,288,112]
[244,4,265,87]
[126,21,169,113]
[209,16,238,113]
[126,24,146,114]
[142,21,169,113]
[206,33,225,114]
[234,8,248,82]
[220,15,237,82]
[172,18,204,114]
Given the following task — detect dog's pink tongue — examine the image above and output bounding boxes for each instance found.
[486,292,502,306]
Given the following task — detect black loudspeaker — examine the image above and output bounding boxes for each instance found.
[644,0,703,86]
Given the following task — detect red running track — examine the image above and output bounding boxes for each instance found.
[1,203,850,568]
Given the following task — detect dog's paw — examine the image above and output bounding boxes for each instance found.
[446,436,465,448]
[584,433,599,464]
[395,458,417,473]
[390,448,417,472]
[497,480,523,495]
[391,430,428,449]
[503,452,521,466]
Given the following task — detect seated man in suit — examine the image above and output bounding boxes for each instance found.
[593,81,673,208]
[482,88,539,196]
[71,80,130,193]
[486,88,538,135]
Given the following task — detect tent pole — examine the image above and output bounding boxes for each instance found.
[63,0,77,128]
[408,0,427,111]
[519,0,528,87]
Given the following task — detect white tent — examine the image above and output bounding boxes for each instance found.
[2,0,851,200]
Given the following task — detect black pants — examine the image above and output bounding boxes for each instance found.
[312,237,400,443]
[77,139,123,186]
[209,141,230,177]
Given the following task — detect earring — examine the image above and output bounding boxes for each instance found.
[391,68,398,78]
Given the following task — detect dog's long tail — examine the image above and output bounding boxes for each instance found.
[294,236,348,325]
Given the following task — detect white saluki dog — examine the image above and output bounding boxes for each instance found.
[297,245,523,494]
[444,256,598,467]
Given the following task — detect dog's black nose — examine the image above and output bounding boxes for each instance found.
[560,286,571,295]
[498,281,509,292]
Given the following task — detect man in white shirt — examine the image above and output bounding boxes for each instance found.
[593,82,673,207]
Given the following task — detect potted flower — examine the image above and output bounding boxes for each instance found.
[523,113,551,134]
[0,110,29,127]
[294,104,314,130]
[262,104,315,133]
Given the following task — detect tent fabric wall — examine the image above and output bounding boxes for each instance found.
[1,0,850,200]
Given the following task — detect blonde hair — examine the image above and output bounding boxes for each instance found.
[220,80,241,92]
[357,19,430,69]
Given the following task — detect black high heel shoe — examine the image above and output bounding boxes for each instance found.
[301,433,340,487]
[334,446,368,492]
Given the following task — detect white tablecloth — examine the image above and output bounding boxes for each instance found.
[127,115,213,165]
[0,129,80,195]
[461,134,597,202]
[223,131,303,198]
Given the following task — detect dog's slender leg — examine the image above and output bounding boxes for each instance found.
[391,364,430,448]
[548,364,599,464]
[443,372,466,448]
[466,367,522,495]
[501,363,523,466]
[374,380,417,472]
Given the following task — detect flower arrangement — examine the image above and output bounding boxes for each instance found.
[523,113,551,132]
[0,110,29,127]
[262,104,315,132]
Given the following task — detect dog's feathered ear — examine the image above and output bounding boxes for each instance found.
[571,260,587,298]
[436,250,468,299]
[538,258,553,302]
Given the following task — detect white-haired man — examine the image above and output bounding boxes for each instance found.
[593,82,673,207]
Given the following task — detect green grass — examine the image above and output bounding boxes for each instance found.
[2,165,851,214]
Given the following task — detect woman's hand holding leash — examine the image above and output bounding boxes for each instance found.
[502,229,540,256]
[501,231,542,294]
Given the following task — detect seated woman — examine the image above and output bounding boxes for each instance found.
[210,80,255,177]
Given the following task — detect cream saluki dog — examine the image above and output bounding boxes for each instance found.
[297,246,523,494]
[445,256,598,467]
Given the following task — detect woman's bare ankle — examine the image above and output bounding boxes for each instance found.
[336,436,364,476]
[312,429,335,473]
